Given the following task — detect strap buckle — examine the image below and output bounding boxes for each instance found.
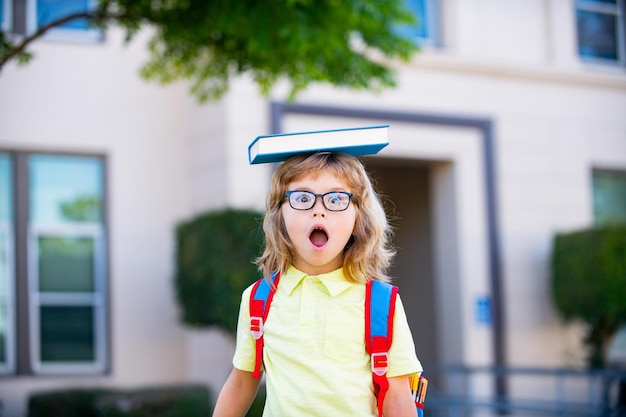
[371,352,389,376]
[250,316,263,340]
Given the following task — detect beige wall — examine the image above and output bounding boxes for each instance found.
[0,28,198,416]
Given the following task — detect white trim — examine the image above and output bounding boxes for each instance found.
[406,52,626,89]
[28,223,107,375]
[0,222,16,374]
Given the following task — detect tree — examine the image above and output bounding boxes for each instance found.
[551,224,626,368]
[0,0,419,102]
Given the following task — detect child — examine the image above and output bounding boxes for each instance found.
[213,152,422,416]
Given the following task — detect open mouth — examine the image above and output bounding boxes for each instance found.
[309,227,329,248]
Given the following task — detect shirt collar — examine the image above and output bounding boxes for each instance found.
[280,265,356,297]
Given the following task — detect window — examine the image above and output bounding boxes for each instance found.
[593,169,626,225]
[1,0,11,31]
[576,0,625,65]
[24,0,101,41]
[397,0,440,47]
[0,152,108,375]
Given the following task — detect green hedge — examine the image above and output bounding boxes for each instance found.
[551,224,626,367]
[28,388,116,417]
[28,385,212,417]
[26,384,269,417]
[28,385,211,417]
[175,208,265,334]
[98,385,211,417]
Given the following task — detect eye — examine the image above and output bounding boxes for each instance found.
[328,194,342,205]
[297,193,312,203]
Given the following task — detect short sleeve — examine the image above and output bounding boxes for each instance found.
[387,294,423,378]
[232,284,257,372]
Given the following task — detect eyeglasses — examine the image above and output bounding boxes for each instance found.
[284,190,354,212]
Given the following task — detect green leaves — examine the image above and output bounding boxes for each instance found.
[551,224,626,366]
[2,0,420,102]
[174,208,265,335]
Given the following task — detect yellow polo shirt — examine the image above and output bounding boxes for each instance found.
[233,266,422,416]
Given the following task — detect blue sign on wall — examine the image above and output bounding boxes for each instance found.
[475,296,492,326]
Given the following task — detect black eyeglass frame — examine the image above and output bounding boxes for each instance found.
[284,190,355,212]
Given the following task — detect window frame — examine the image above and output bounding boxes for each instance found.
[0,219,17,375]
[0,153,16,375]
[0,150,109,376]
[575,0,626,66]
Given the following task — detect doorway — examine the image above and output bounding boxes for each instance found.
[366,159,438,368]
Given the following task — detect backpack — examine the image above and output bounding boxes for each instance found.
[248,273,426,417]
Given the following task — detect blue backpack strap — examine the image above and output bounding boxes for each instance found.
[249,272,280,379]
[365,280,398,417]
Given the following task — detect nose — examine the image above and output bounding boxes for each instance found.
[311,196,326,216]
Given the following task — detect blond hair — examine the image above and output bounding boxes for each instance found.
[256,152,395,283]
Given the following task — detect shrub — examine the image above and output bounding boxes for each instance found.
[175,208,265,335]
[551,224,626,367]
[28,385,211,417]
[28,388,116,417]
[97,385,211,417]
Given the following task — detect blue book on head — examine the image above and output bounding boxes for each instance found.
[248,125,390,164]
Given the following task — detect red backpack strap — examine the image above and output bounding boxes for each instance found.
[365,280,398,417]
[249,272,280,379]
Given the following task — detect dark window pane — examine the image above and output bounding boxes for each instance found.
[37,0,90,30]
[38,236,95,293]
[40,306,94,362]
[0,305,6,362]
[593,170,626,225]
[577,10,619,60]
[582,0,617,4]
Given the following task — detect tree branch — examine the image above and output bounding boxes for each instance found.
[0,9,132,70]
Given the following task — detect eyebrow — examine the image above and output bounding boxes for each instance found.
[287,187,351,193]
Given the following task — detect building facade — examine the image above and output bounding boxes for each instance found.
[1,0,625,415]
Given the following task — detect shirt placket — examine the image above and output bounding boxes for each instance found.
[298,276,318,354]
[301,276,316,324]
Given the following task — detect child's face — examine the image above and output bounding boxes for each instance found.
[281,171,357,275]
